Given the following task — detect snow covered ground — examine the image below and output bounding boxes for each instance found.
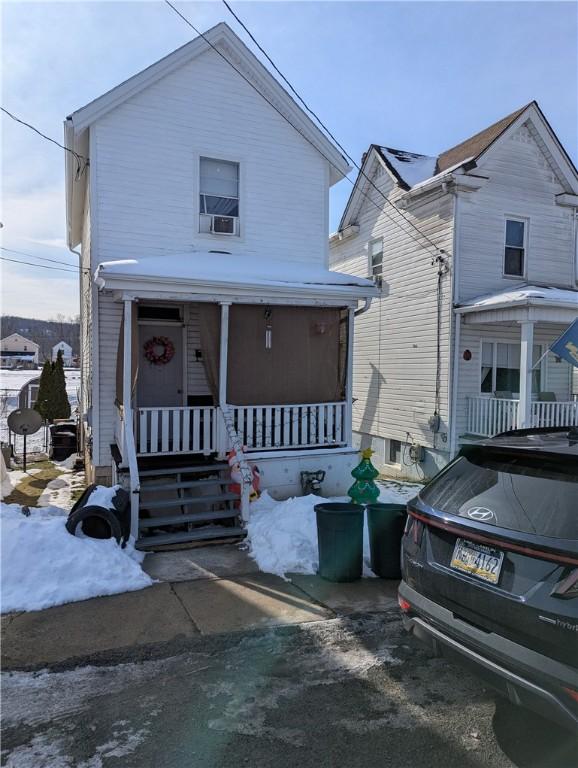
[245,481,421,579]
[0,368,80,454]
[0,497,152,614]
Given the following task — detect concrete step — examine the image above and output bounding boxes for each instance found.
[141,493,238,510]
[138,463,229,478]
[140,477,230,492]
[136,526,246,550]
[139,509,239,529]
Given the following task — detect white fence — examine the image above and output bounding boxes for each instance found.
[133,401,347,455]
[467,397,578,437]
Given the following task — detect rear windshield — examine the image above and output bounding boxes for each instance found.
[419,448,578,540]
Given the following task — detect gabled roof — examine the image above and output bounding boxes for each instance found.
[336,101,578,232]
[65,22,351,248]
[436,104,530,174]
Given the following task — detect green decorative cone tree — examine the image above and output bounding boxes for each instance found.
[348,447,380,504]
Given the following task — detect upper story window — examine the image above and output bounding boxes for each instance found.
[199,157,239,236]
[369,238,383,278]
[504,218,526,277]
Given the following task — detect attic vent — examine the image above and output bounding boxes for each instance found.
[137,305,182,322]
[208,250,232,255]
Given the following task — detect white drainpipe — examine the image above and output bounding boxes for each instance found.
[449,192,461,458]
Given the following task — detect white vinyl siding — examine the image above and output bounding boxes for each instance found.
[458,122,575,302]
[330,159,454,461]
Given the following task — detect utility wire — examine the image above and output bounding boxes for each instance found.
[0,107,88,180]
[220,0,444,260]
[0,246,88,272]
[164,1,442,261]
[0,255,82,275]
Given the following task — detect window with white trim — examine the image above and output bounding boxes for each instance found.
[199,157,239,236]
[369,238,383,278]
[504,218,526,277]
[480,341,542,395]
[389,439,402,464]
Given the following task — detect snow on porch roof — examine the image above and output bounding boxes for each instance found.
[95,251,376,295]
[456,285,578,313]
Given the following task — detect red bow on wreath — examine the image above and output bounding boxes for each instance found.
[143,336,175,365]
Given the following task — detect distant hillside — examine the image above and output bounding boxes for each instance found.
[1,315,80,361]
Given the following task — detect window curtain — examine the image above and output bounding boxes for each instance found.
[115,303,139,406]
[197,303,221,403]
[226,305,346,405]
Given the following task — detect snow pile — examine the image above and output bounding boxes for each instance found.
[0,501,152,614]
[97,251,374,290]
[245,482,421,579]
[460,285,578,310]
[86,484,121,509]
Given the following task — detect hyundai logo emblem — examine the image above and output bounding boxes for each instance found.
[466,507,495,522]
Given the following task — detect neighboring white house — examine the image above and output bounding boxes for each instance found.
[65,22,376,548]
[330,102,578,481]
[52,341,73,365]
[0,333,39,368]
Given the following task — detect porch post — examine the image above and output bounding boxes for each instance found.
[518,320,534,429]
[345,307,355,446]
[122,299,132,411]
[218,302,231,457]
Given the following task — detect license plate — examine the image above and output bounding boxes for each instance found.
[450,538,504,584]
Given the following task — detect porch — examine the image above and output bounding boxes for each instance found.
[455,285,578,441]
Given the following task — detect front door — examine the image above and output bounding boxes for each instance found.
[137,324,184,407]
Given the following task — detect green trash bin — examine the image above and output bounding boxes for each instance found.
[315,502,365,582]
[366,503,407,579]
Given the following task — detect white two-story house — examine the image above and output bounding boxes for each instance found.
[65,22,375,548]
[330,102,578,481]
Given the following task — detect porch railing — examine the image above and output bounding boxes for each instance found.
[466,396,578,438]
[231,402,347,452]
[133,401,348,455]
[136,406,218,456]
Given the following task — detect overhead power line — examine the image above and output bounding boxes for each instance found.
[220,0,445,260]
[0,255,81,275]
[0,107,89,179]
[164,0,443,261]
[0,246,90,273]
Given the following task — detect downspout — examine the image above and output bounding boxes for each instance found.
[448,191,461,459]
[69,245,83,453]
[354,296,373,316]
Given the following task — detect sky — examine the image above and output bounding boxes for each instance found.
[1,0,576,320]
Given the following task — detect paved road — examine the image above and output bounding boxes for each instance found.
[1,612,575,768]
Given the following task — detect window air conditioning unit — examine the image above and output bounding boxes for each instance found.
[212,216,237,235]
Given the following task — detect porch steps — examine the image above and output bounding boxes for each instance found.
[138,462,229,478]
[136,526,246,550]
[139,477,229,492]
[133,457,243,551]
[139,509,239,528]
[142,493,238,510]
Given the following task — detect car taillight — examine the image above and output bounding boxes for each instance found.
[563,687,578,704]
[398,595,411,613]
[550,569,578,599]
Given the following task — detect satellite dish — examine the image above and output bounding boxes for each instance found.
[7,408,44,436]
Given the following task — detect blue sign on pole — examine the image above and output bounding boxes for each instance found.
[550,318,578,368]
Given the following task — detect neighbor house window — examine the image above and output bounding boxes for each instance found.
[504,218,526,277]
[389,439,401,464]
[199,157,239,236]
[369,238,383,278]
[480,341,542,395]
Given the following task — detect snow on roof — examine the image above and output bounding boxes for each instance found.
[97,251,374,290]
[378,147,437,189]
[458,285,578,311]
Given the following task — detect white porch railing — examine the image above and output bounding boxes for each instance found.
[133,401,348,456]
[467,396,578,437]
[231,402,347,452]
[136,406,218,456]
